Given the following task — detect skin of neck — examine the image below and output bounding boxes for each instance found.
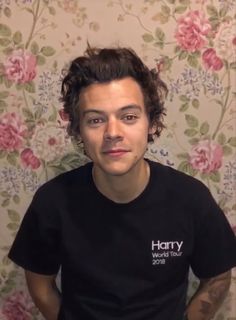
[92,159,150,204]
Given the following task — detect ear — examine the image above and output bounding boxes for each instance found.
[148,124,156,135]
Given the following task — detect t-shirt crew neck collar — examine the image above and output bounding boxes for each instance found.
[89,159,155,208]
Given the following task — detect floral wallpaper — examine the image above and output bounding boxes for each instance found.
[0,0,235,319]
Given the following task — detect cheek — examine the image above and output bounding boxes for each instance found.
[81,131,101,150]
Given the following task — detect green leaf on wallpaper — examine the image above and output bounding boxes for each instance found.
[191,51,201,58]
[155,27,165,41]
[0,150,7,158]
[217,132,226,145]
[222,145,233,156]
[24,81,36,93]
[187,55,198,68]
[0,100,7,113]
[0,91,9,99]
[0,24,11,37]
[13,194,20,204]
[179,95,189,102]
[180,102,189,112]
[153,12,170,24]
[230,62,236,69]
[200,122,210,135]
[1,191,9,197]
[1,268,7,279]
[214,99,223,107]
[184,128,198,137]
[189,166,198,177]
[25,7,34,14]
[15,83,24,91]
[179,0,190,5]
[0,38,11,46]
[177,153,189,160]
[1,280,15,294]
[8,209,21,222]
[4,6,11,18]
[22,107,34,119]
[142,33,154,43]
[161,5,170,16]
[192,99,199,109]
[178,51,188,60]
[185,114,199,128]
[209,16,220,29]
[7,223,19,231]
[188,138,199,145]
[7,153,17,166]
[209,171,220,182]
[41,46,56,56]
[2,46,13,56]
[178,160,191,174]
[48,105,57,122]
[31,41,39,55]
[35,106,44,120]
[228,137,236,147]
[13,31,22,44]
[232,204,236,211]
[2,198,10,207]
[3,77,13,88]
[219,6,228,18]
[2,255,11,266]
[48,6,56,15]
[166,0,175,4]
[174,6,187,14]
[154,41,164,49]
[36,54,46,65]
[206,5,218,17]
[174,45,181,53]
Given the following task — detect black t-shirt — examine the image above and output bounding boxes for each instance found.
[8,160,236,320]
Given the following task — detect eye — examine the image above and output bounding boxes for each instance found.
[87,117,105,127]
[122,114,139,123]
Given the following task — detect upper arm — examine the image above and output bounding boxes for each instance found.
[198,270,232,303]
[25,270,58,298]
[199,270,231,287]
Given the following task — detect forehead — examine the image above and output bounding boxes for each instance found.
[79,77,145,112]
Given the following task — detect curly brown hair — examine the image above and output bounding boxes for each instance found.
[61,47,168,142]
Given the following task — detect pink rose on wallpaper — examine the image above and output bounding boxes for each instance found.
[202,48,223,71]
[214,20,236,62]
[2,291,34,320]
[4,49,37,84]
[189,140,223,173]
[31,125,71,162]
[0,112,27,152]
[175,10,211,52]
[20,148,41,169]
[58,0,78,13]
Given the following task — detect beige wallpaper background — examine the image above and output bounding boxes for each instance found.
[0,0,235,319]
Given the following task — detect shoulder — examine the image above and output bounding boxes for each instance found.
[147,159,212,202]
[33,161,93,202]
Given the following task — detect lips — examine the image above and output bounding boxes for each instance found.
[102,149,129,156]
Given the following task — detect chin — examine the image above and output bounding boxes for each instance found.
[98,161,139,177]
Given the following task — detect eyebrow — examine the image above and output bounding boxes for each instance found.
[82,104,142,116]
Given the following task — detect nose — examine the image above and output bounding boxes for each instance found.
[104,118,122,141]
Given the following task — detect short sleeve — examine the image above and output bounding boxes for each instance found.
[8,186,61,275]
[190,185,236,279]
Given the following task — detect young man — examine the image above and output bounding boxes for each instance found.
[9,47,236,320]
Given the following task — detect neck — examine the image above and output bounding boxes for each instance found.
[92,160,150,203]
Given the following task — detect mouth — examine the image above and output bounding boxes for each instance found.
[102,149,129,157]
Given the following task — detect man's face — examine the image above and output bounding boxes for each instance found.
[79,77,154,177]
